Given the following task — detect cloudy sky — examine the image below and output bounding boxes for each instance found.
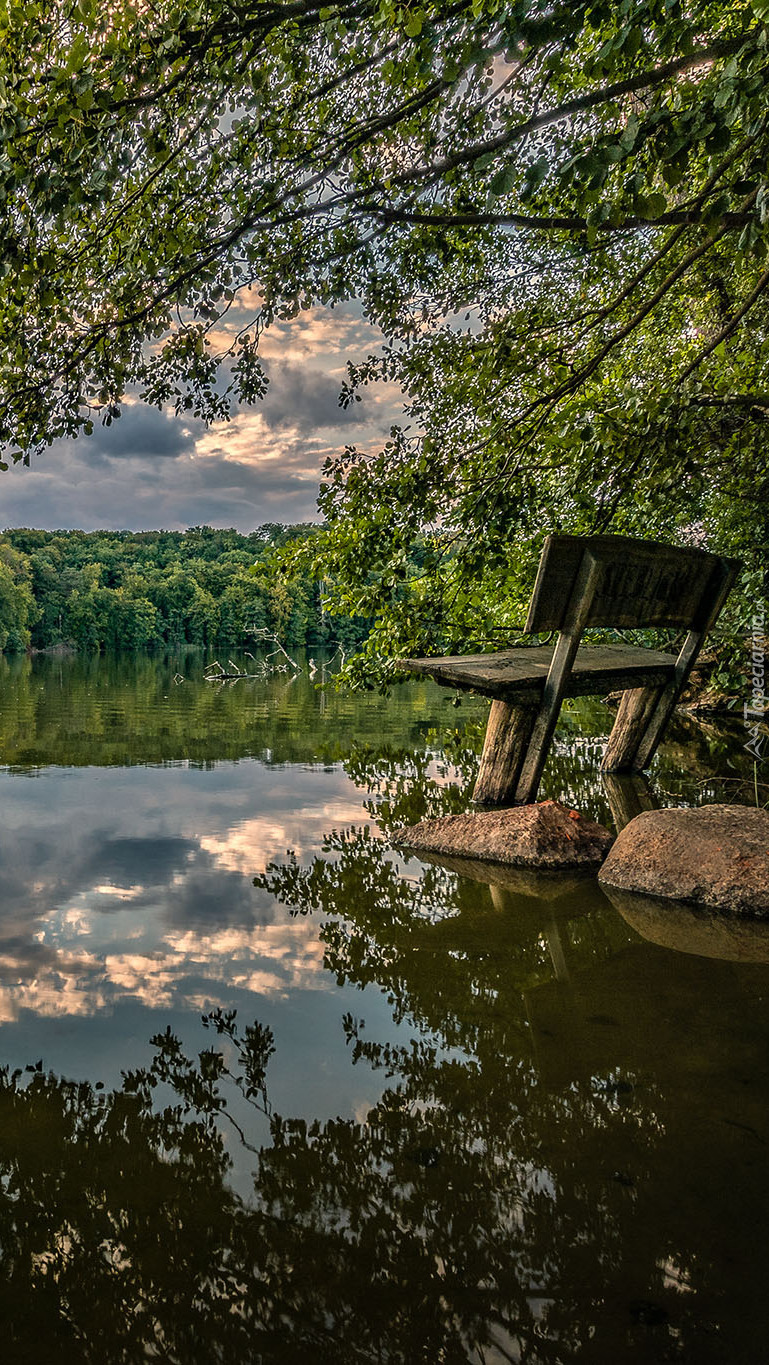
[0,301,404,533]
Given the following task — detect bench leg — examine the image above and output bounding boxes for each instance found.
[472,699,537,806]
[514,548,603,806]
[601,772,655,832]
[513,718,558,805]
[601,685,664,772]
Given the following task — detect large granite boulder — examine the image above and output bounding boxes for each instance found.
[393,800,614,870]
[598,803,769,918]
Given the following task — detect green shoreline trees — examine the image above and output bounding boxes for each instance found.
[0,524,368,652]
[1,0,767,673]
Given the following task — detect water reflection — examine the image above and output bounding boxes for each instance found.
[254,826,769,1363]
[0,649,474,769]
[3,903,769,1362]
[0,653,766,1359]
[0,764,362,1021]
[606,884,769,963]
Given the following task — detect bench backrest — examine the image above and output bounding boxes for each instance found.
[525,534,740,633]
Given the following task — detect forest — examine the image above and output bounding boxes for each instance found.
[1,0,767,689]
[0,523,366,653]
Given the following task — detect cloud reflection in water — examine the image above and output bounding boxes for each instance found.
[0,764,372,1024]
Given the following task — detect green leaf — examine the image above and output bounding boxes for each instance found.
[490,165,515,197]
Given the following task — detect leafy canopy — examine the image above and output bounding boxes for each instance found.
[1,0,768,669]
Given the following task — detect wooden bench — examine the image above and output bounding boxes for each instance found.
[399,534,740,806]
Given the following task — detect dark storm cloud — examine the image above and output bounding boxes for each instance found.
[0,297,405,533]
[95,402,200,459]
[0,365,397,532]
[260,362,365,432]
[0,442,325,532]
[152,448,326,528]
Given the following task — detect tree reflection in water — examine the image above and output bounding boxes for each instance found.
[1,834,767,1360]
[0,693,764,1361]
[249,726,769,1364]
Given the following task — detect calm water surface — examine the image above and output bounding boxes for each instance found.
[0,651,766,1363]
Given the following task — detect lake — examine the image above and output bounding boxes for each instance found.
[0,650,766,1362]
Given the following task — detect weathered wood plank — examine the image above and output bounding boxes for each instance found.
[525,534,740,632]
[632,557,741,770]
[398,643,677,701]
[399,534,741,807]
[472,699,537,806]
[601,685,663,771]
[601,772,655,832]
[514,550,602,804]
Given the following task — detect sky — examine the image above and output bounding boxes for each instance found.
[0,301,405,534]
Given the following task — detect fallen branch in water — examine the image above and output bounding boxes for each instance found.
[204,659,262,681]
[247,628,301,673]
[202,633,348,685]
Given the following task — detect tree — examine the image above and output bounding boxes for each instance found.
[0,542,38,649]
[1,0,767,672]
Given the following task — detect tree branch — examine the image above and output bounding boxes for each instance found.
[677,268,769,383]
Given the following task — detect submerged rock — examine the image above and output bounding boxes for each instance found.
[598,803,769,918]
[393,799,614,870]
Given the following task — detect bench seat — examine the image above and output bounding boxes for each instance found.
[399,643,677,703]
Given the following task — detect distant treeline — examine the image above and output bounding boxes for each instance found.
[0,525,368,653]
